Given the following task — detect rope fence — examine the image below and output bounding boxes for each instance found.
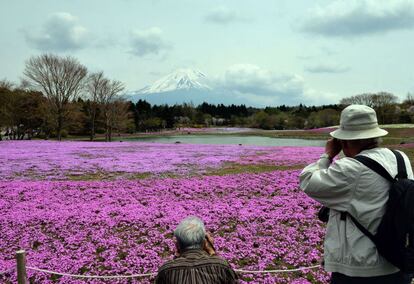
[234,265,321,274]
[12,250,321,283]
[0,268,14,276]
[26,266,157,279]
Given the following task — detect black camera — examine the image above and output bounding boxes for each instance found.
[318,206,330,223]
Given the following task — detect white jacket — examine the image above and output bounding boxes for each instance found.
[300,147,413,277]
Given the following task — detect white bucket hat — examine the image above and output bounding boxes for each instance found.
[330,104,388,140]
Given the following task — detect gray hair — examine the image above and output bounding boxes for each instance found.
[174,216,206,250]
[347,137,381,149]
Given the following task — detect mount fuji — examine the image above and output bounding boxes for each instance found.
[137,69,211,94]
[127,69,235,105]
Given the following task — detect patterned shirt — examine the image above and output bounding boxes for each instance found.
[155,249,238,284]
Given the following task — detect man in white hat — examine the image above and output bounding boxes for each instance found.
[300,105,413,283]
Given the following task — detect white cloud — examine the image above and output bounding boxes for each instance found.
[305,63,350,74]
[129,27,171,57]
[205,6,249,24]
[300,0,414,37]
[25,12,89,51]
[213,64,343,106]
[218,64,305,105]
[302,88,341,106]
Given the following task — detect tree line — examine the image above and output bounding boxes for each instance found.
[1,54,130,141]
[1,54,414,141]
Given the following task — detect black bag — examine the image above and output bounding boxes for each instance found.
[318,206,330,223]
[350,150,414,273]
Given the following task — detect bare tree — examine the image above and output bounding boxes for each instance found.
[404,93,414,105]
[340,92,398,108]
[340,92,398,124]
[371,92,398,108]
[23,54,88,140]
[340,93,375,107]
[96,78,125,141]
[86,72,106,141]
[372,92,399,124]
[110,100,134,136]
[0,79,14,90]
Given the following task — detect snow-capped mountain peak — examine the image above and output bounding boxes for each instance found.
[137,68,211,94]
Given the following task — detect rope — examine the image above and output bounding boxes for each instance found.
[25,264,321,279]
[0,268,14,276]
[234,264,321,274]
[27,267,156,279]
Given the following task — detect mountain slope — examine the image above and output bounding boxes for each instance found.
[134,68,211,95]
[127,68,220,105]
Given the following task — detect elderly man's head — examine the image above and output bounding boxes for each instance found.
[174,216,206,250]
[330,105,388,157]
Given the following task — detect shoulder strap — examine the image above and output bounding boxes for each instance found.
[346,213,377,245]
[353,155,394,182]
[347,151,400,245]
[390,149,408,179]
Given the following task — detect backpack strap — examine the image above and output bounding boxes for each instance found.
[353,155,394,182]
[345,213,377,245]
[390,149,408,179]
[341,152,401,246]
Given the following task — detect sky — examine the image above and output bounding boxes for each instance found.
[1,0,414,106]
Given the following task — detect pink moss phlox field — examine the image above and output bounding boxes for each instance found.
[0,141,329,283]
[396,142,414,148]
[237,147,322,166]
[0,141,323,180]
[0,172,328,283]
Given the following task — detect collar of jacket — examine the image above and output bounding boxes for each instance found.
[178,248,208,258]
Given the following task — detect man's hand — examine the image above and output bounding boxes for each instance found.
[174,237,181,258]
[325,138,342,160]
[203,232,216,256]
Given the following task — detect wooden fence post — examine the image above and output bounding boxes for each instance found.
[16,250,27,284]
